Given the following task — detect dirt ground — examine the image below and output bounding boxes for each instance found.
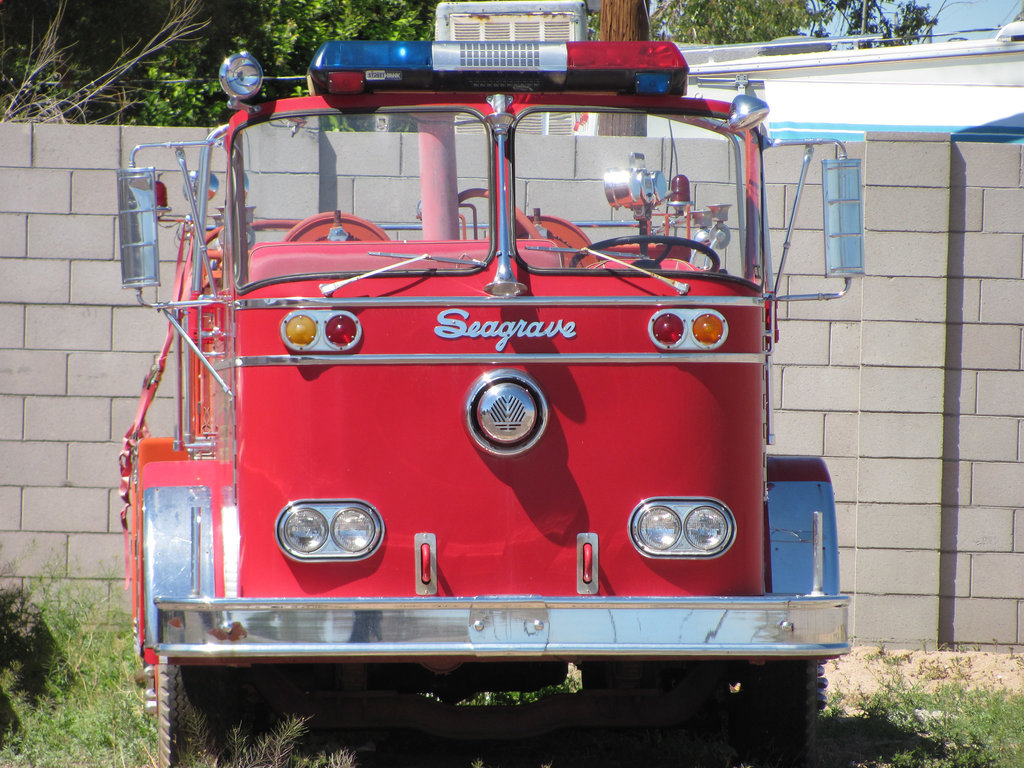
[825,645,1024,702]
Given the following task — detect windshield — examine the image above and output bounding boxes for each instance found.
[229,105,760,290]
[232,109,492,287]
[512,109,755,282]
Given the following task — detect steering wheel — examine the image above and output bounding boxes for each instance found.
[577,235,721,271]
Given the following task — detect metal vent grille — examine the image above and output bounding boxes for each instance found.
[458,42,542,69]
[447,12,579,41]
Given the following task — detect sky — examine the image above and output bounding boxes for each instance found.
[929,0,1022,38]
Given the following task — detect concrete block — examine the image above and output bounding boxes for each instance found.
[575,136,666,182]
[791,182,824,232]
[780,364,861,411]
[112,306,172,353]
[950,369,977,416]
[0,532,67,577]
[515,135,577,182]
[824,456,858,504]
[859,412,943,459]
[951,597,1019,645]
[0,213,28,258]
[1017,510,1024,553]
[943,459,972,511]
[936,547,972,598]
[67,532,123,578]
[25,305,111,352]
[955,142,1022,189]
[862,276,947,323]
[766,409,823,455]
[953,507,1014,553]
[983,188,1024,233]
[247,171,319,221]
[0,440,67,486]
[979,279,1024,324]
[67,441,120,490]
[773,320,830,365]
[0,168,71,214]
[0,303,24,348]
[867,138,950,188]
[70,170,119,216]
[21,487,108,532]
[34,124,119,170]
[958,324,1022,371]
[24,395,110,443]
[859,457,942,505]
[70,259,147,307]
[953,278,982,324]
[0,486,20,530]
[521,180,611,223]
[763,143,824,185]
[863,231,951,278]
[860,365,944,413]
[352,176,422,225]
[0,349,67,395]
[67,351,162,398]
[27,213,115,261]
[860,321,946,368]
[972,462,1024,507]
[838,545,855,591]
[853,593,938,647]
[949,185,983,234]
[835,502,856,549]
[976,371,1024,417]
[0,395,23,441]
[970,552,1024,598]
[955,233,1024,279]
[829,322,862,367]
[867,186,949,233]
[0,122,33,167]
[824,411,858,457]
[855,504,941,550]
[244,123,319,175]
[0,258,70,304]
[957,415,1020,462]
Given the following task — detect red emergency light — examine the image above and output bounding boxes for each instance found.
[307,40,688,96]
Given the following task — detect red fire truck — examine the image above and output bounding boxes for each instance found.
[116,39,862,768]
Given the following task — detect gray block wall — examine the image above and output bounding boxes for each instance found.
[1,122,1022,651]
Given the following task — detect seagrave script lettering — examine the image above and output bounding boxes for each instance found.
[434,308,576,351]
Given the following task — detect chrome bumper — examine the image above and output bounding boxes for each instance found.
[154,594,849,659]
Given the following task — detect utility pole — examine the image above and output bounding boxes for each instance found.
[598,0,649,136]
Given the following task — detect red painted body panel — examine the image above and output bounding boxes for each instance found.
[233,273,766,599]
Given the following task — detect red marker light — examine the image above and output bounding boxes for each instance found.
[325,312,360,349]
[652,312,685,346]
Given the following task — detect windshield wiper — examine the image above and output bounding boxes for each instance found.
[525,245,690,295]
[319,251,487,297]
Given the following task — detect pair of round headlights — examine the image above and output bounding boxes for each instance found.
[277,502,383,560]
[631,500,734,557]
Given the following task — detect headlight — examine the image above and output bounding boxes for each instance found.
[684,505,731,551]
[277,501,384,561]
[281,507,329,554]
[332,507,380,555]
[635,505,681,551]
[629,499,734,557]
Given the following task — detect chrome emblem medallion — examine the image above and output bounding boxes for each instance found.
[466,370,548,455]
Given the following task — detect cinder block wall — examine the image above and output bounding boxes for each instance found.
[1,123,1022,650]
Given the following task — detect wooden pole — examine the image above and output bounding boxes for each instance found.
[598,0,649,136]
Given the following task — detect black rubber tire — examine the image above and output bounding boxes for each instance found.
[157,664,187,768]
[728,659,820,768]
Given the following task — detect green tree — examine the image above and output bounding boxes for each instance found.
[652,0,812,45]
[808,0,939,42]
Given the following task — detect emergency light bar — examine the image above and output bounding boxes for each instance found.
[307,41,688,96]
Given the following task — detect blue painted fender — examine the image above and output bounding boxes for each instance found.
[766,456,841,596]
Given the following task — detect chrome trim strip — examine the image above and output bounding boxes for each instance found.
[154,595,849,658]
[236,296,763,310]
[233,353,765,368]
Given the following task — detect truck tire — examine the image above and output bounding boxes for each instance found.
[728,659,819,768]
[157,664,187,768]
